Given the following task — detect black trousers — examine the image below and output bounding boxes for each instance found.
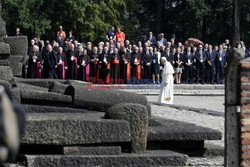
[216,67,224,84]
[206,64,215,84]
[185,65,193,83]
[196,63,205,83]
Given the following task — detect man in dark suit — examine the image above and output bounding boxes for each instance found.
[205,45,216,84]
[165,47,174,65]
[146,32,157,47]
[215,45,227,84]
[46,45,58,79]
[184,46,194,84]
[158,33,167,46]
[142,47,153,80]
[195,45,207,84]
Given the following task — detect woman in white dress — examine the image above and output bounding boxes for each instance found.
[157,57,175,104]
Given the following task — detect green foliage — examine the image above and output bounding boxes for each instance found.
[1,0,250,46]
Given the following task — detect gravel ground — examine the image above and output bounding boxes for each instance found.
[147,95,225,113]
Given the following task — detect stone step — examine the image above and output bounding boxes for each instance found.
[63,146,122,155]
[21,113,131,145]
[24,150,188,167]
[148,116,222,141]
[20,90,72,106]
[22,104,94,113]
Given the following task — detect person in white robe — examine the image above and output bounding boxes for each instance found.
[157,57,175,104]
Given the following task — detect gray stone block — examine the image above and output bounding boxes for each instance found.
[63,146,122,155]
[22,113,131,145]
[0,66,13,82]
[23,105,95,114]
[0,42,10,58]
[10,88,21,103]
[48,81,68,94]
[0,60,9,66]
[106,103,148,153]
[17,78,65,88]
[20,90,72,106]
[12,62,23,77]
[0,79,11,89]
[65,84,149,114]
[8,55,23,67]
[3,36,28,56]
[16,82,48,92]
[148,116,222,141]
[24,150,188,167]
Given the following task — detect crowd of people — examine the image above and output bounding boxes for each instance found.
[25,26,246,85]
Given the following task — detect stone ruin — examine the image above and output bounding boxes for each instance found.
[0,2,223,167]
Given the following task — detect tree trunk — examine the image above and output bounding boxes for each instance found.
[232,0,240,47]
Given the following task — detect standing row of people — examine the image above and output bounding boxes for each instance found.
[26,37,229,85]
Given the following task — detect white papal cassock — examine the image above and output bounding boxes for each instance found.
[157,61,175,104]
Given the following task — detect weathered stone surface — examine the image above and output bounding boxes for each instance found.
[12,62,23,77]
[23,105,94,114]
[24,150,188,167]
[106,103,148,153]
[20,90,72,106]
[8,55,23,68]
[10,88,21,103]
[148,116,222,141]
[0,42,10,58]
[16,78,65,88]
[0,79,11,89]
[63,146,122,155]
[48,81,68,94]
[3,36,28,56]
[16,82,48,92]
[22,113,131,145]
[0,66,13,82]
[0,60,9,66]
[65,84,150,115]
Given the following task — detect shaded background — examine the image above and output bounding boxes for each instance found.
[2,0,249,45]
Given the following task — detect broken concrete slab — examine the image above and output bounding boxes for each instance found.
[65,84,150,115]
[24,150,188,167]
[63,146,121,155]
[0,66,13,82]
[148,116,222,141]
[20,90,72,106]
[106,103,148,153]
[3,36,28,56]
[16,82,48,92]
[16,78,65,88]
[23,105,96,114]
[22,113,131,145]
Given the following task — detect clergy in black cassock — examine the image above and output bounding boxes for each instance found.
[90,47,100,83]
[78,49,90,81]
[56,47,67,80]
[131,47,142,81]
[110,48,121,84]
[99,47,111,84]
[66,44,77,80]
[27,45,42,78]
[120,47,131,83]
[142,48,153,80]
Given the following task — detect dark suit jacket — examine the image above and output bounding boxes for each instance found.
[142,52,153,66]
[146,36,157,46]
[215,50,227,68]
[183,52,194,65]
[206,50,216,66]
[195,51,207,65]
